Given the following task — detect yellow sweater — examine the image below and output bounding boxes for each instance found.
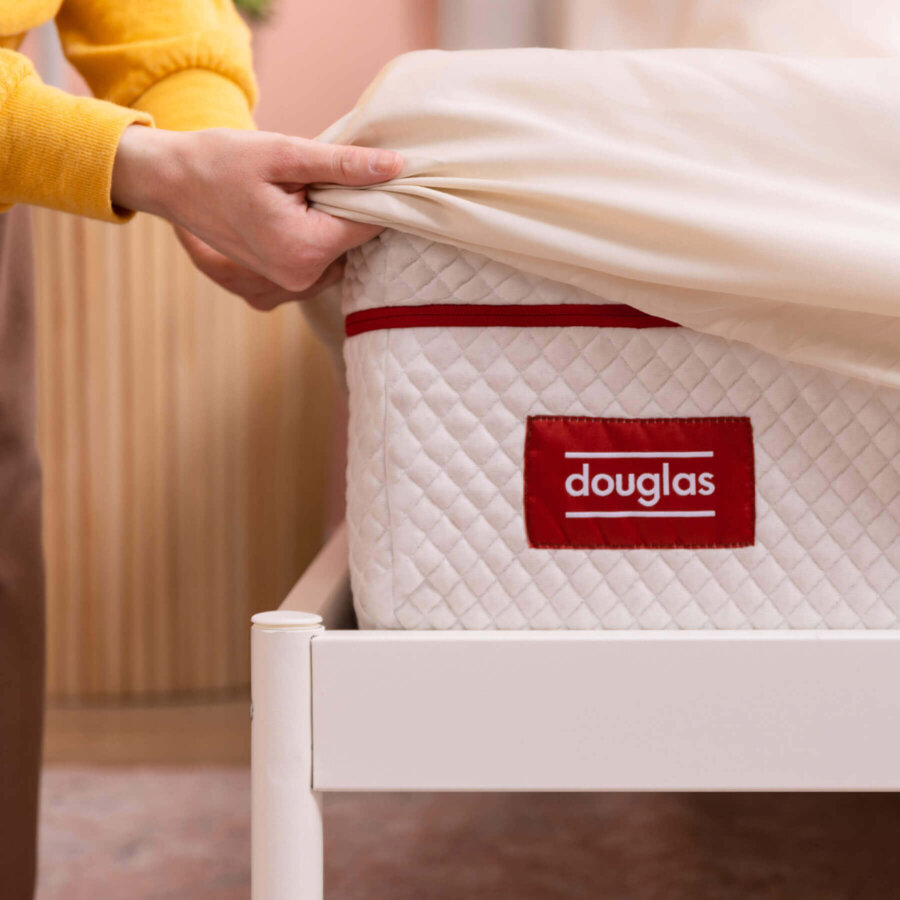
[1,0,257,222]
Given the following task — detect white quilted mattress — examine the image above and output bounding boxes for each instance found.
[343,231,900,629]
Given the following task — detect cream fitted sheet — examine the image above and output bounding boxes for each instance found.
[312,46,900,389]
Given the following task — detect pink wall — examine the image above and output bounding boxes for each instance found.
[252,0,436,138]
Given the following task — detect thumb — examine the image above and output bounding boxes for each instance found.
[273,138,404,187]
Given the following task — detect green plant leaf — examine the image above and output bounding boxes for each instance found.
[234,0,276,22]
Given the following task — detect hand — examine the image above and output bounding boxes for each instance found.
[111,126,403,308]
[173,225,344,311]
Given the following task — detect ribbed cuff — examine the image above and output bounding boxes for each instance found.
[2,72,152,223]
[132,69,255,132]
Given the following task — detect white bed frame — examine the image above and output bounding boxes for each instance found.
[250,522,900,899]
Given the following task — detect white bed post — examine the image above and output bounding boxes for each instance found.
[251,610,324,900]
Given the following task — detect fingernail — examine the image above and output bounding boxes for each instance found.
[369,150,400,176]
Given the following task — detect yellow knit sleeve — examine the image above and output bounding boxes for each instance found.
[0,49,152,223]
[56,0,257,132]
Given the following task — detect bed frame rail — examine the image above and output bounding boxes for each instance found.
[312,629,900,792]
[250,523,900,899]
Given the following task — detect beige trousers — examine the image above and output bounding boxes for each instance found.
[0,205,44,900]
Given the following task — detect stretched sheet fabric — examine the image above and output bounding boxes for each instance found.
[310,48,900,389]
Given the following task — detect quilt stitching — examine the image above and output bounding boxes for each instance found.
[344,231,900,630]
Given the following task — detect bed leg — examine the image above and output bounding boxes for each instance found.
[251,611,324,900]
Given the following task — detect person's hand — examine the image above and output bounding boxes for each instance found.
[172,224,345,310]
[111,126,403,309]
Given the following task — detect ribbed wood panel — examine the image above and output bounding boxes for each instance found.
[33,210,336,701]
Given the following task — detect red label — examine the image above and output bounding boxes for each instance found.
[524,417,755,550]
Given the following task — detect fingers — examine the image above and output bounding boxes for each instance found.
[292,257,346,300]
[252,197,382,293]
[174,225,346,311]
[174,225,237,279]
[304,208,385,262]
[269,138,403,187]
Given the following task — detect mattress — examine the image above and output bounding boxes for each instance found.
[343,231,900,630]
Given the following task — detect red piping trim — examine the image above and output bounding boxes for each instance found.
[345,303,681,337]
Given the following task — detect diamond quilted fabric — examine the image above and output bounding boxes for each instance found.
[343,231,900,630]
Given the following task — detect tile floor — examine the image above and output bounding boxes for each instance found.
[38,766,900,899]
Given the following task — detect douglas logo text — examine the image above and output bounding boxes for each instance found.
[524,417,755,548]
[564,460,715,509]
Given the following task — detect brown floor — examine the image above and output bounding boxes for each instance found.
[37,766,900,899]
